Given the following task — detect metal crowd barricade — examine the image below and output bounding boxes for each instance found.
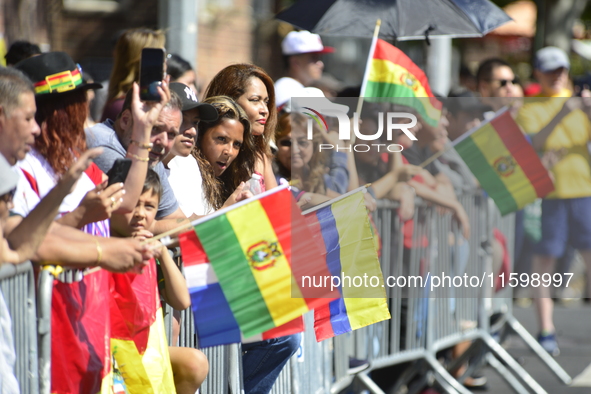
[163,254,243,394]
[346,194,550,394]
[0,261,40,394]
[487,199,572,387]
[273,312,333,394]
[425,193,547,394]
[163,302,243,394]
[37,268,54,394]
[351,199,475,394]
[166,193,562,393]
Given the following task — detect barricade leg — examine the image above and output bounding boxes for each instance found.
[480,333,548,394]
[484,353,529,394]
[228,344,243,394]
[388,360,427,394]
[505,313,572,385]
[355,371,387,394]
[37,268,53,394]
[423,353,472,394]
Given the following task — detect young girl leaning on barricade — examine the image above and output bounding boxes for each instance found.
[110,169,208,394]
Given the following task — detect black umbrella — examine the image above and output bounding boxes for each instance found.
[276,0,512,41]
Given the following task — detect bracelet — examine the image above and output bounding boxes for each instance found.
[130,140,153,151]
[129,153,149,162]
[95,240,103,266]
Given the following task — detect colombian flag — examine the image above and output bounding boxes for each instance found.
[179,186,339,346]
[303,191,391,342]
[454,109,554,215]
[364,38,442,126]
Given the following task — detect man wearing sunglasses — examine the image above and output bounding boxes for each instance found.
[476,58,521,111]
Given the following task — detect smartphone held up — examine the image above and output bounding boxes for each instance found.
[106,158,132,187]
[139,48,166,102]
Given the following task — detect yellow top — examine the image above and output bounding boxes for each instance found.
[516,89,591,199]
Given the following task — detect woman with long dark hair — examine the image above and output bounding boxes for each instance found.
[193,95,256,212]
[204,63,278,190]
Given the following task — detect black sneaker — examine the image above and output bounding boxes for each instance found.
[348,357,370,374]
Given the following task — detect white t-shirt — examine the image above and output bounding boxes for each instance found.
[274,77,304,108]
[13,150,96,217]
[166,155,213,216]
[12,149,110,237]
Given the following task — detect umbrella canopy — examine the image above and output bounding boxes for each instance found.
[276,0,512,41]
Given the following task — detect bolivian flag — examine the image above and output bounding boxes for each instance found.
[303,190,390,341]
[109,260,176,393]
[454,109,554,215]
[180,186,339,345]
[363,38,442,126]
[49,220,113,394]
[50,269,113,394]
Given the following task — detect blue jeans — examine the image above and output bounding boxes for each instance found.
[241,334,301,394]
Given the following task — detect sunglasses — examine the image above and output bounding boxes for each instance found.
[489,78,519,87]
[0,187,16,204]
[278,139,311,148]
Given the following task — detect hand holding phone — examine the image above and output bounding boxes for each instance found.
[139,48,166,102]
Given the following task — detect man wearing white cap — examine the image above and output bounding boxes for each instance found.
[275,30,334,108]
[516,46,591,356]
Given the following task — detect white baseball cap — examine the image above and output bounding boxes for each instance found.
[281,31,335,56]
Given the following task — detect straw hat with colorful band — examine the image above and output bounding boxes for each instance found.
[15,51,102,96]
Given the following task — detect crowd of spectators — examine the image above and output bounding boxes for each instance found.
[1,26,589,393]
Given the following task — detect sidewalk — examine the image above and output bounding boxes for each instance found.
[484,302,591,393]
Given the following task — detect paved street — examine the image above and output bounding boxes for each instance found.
[484,302,591,393]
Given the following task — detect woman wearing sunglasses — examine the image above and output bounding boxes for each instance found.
[273,109,357,213]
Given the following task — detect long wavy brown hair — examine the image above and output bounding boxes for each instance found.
[193,96,256,210]
[203,64,277,160]
[35,90,88,176]
[107,28,165,102]
[274,112,328,194]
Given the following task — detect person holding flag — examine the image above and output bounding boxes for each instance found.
[110,169,208,393]
[516,46,591,356]
[190,95,300,394]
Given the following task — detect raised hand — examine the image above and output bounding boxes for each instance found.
[74,181,125,226]
[130,75,172,142]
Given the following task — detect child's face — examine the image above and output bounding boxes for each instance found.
[111,189,159,237]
